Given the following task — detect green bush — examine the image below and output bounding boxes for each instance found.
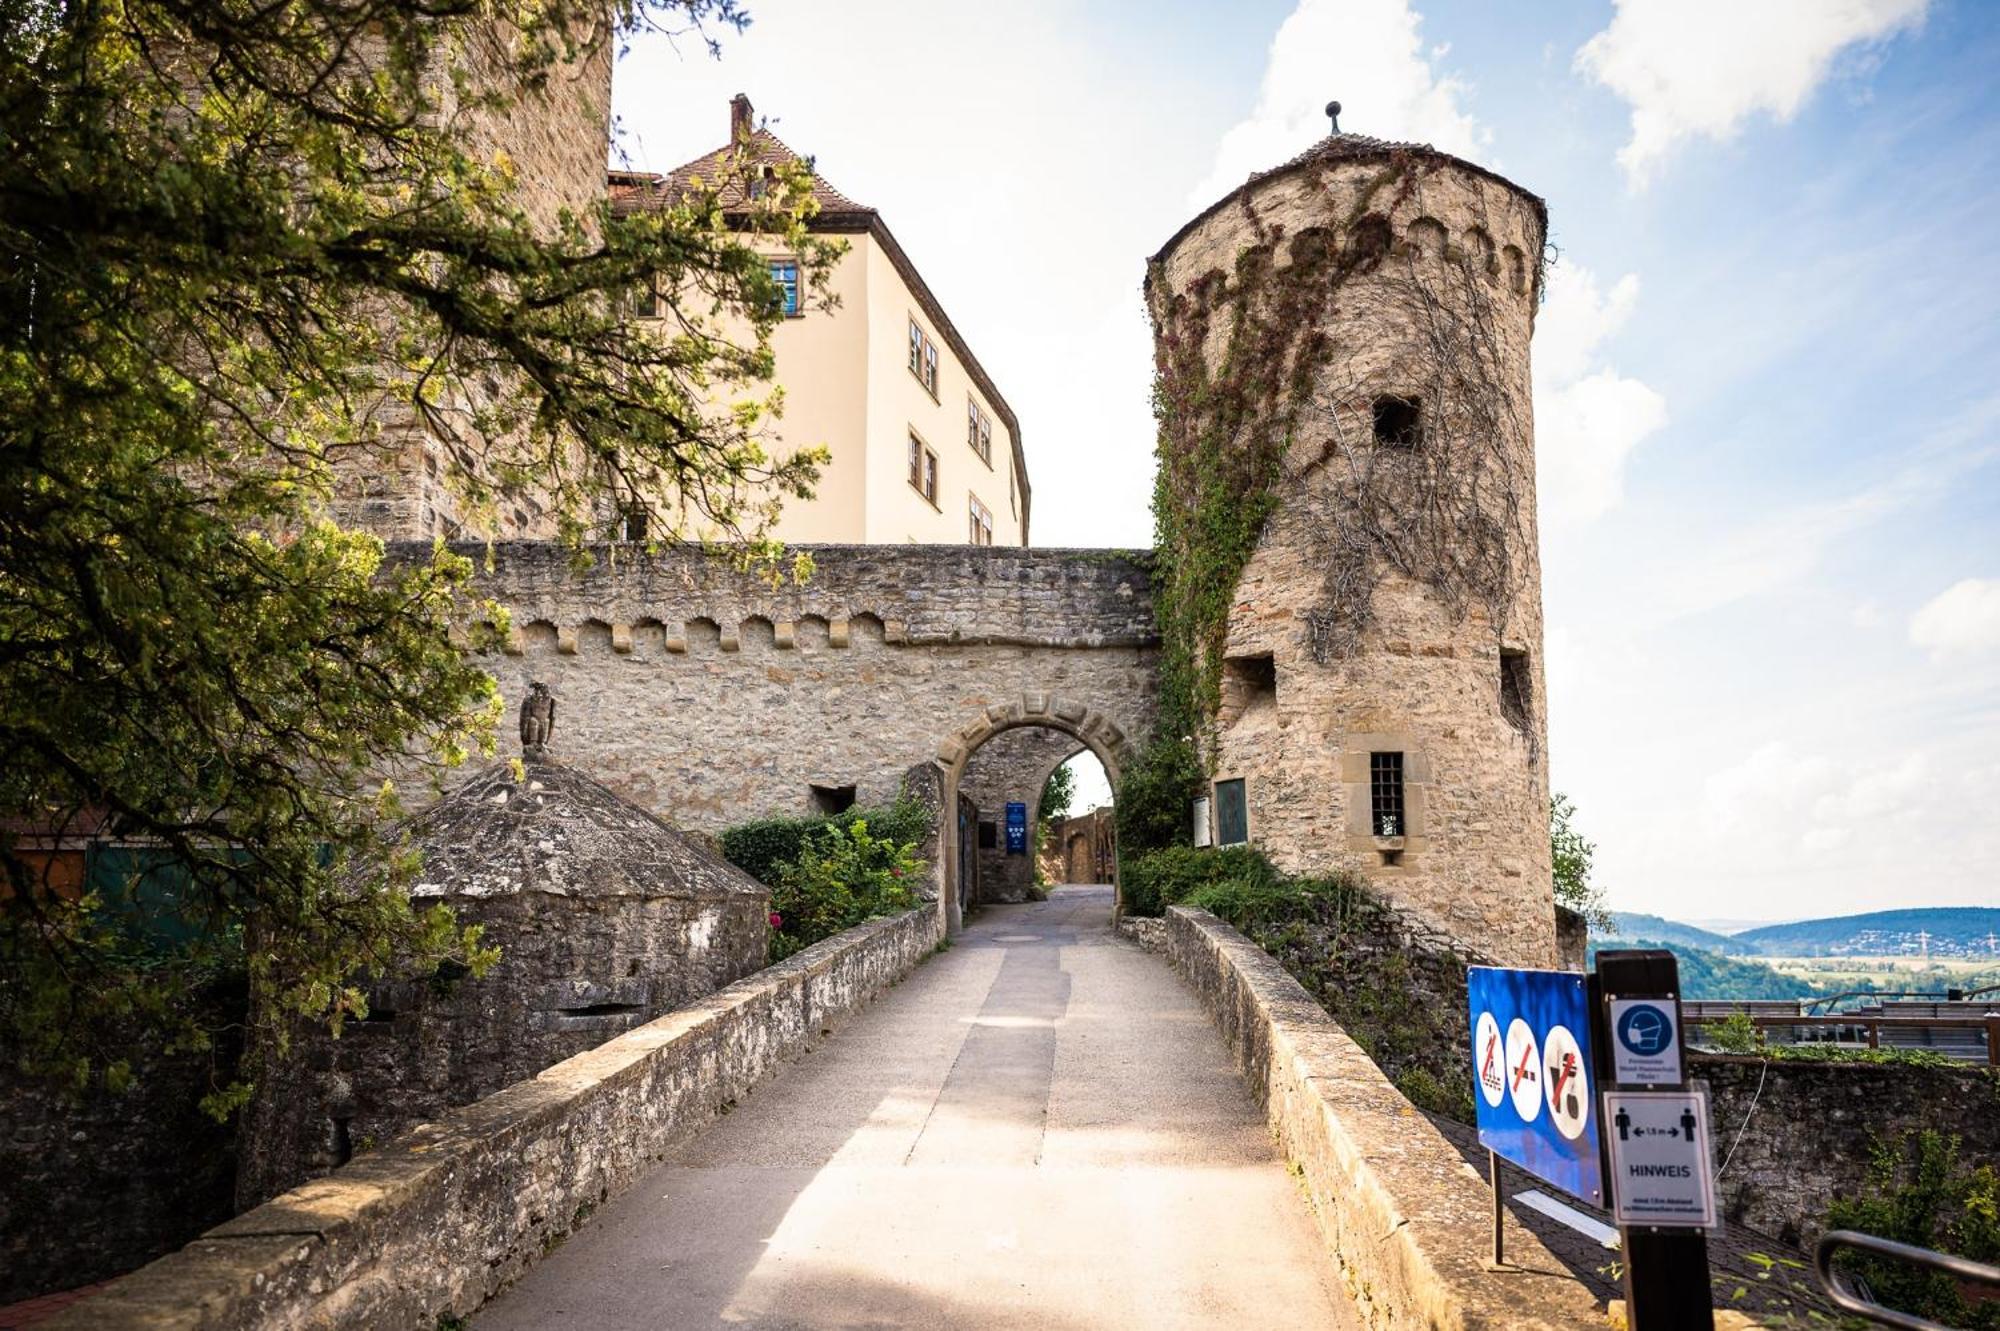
[720,798,931,888]
[1824,1130,2000,1329]
[764,818,922,963]
[1120,845,1278,916]
[1114,736,1204,856]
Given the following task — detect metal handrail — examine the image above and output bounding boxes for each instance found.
[1815,1229,2000,1330]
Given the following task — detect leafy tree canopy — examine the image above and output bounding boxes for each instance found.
[0,0,833,1107]
[1038,760,1075,826]
[1550,791,1605,926]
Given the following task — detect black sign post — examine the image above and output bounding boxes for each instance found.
[1591,948,1714,1331]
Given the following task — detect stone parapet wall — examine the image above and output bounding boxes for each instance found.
[1164,905,1605,1330]
[1696,1052,2000,1247]
[49,907,944,1331]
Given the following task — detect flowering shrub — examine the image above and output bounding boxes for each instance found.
[764,818,922,963]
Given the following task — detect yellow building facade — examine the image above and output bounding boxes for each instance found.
[615,96,1028,547]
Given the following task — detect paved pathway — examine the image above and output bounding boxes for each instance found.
[478,884,1355,1330]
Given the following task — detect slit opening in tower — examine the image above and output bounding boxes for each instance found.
[1221,652,1277,725]
[1372,395,1422,447]
[1499,648,1532,733]
[809,782,857,815]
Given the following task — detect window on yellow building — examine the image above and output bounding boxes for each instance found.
[631,277,660,319]
[769,259,800,317]
[967,397,992,465]
[909,432,938,507]
[908,317,938,397]
[969,494,993,546]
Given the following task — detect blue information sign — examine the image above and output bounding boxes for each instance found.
[1004,801,1028,854]
[1466,966,1603,1206]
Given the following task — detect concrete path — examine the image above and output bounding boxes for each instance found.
[477,885,1356,1330]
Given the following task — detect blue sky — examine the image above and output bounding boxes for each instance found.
[614,0,2000,924]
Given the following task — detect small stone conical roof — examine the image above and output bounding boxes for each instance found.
[399,760,767,902]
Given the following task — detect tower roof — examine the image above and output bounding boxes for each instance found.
[1151,132,1548,268]
[397,760,767,902]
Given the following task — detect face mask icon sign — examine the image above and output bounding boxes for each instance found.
[1618,1004,1672,1057]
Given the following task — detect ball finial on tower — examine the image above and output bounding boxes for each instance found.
[1325,100,1342,134]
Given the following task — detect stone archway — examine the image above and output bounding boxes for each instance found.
[934,693,1131,932]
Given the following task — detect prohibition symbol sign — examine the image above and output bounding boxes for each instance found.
[1504,1017,1541,1122]
[1475,1011,1505,1108]
[1542,1024,1590,1141]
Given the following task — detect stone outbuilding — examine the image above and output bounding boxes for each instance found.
[238,759,770,1206]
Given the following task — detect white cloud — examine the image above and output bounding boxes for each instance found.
[1691,739,2000,901]
[1576,0,1929,187]
[1910,578,2000,659]
[1190,0,1485,209]
[1532,264,1667,527]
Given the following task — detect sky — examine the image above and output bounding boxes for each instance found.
[612,0,2000,925]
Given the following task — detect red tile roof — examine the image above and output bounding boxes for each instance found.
[609,128,872,219]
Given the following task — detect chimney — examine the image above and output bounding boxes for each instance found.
[730,93,754,142]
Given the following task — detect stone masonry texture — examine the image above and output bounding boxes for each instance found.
[1695,1053,2000,1248]
[48,908,944,1331]
[1148,142,1556,965]
[237,760,771,1209]
[0,1032,238,1304]
[391,543,1160,914]
[959,726,1082,903]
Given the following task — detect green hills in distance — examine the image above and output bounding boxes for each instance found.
[1608,907,2000,959]
[1596,907,2000,1002]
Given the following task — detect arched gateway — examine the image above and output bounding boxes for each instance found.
[935,695,1133,928]
[416,540,1159,927]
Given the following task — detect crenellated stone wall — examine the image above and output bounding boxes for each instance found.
[400,543,1160,844]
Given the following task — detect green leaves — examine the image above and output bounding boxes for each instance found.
[763,819,922,964]
[1,0,827,1102]
[1550,792,1606,925]
[1826,1131,2000,1329]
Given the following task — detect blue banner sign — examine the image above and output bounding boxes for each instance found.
[1466,966,1603,1206]
[1005,801,1028,854]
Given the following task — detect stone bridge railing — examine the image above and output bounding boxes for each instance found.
[49,908,944,1330]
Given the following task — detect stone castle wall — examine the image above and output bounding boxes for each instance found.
[405,543,1160,848]
[334,21,615,542]
[1696,1054,2000,1247]
[1148,146,1555,965]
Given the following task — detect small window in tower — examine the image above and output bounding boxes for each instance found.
[1215,778,1249,846]
[1373,395,1422,447]
[809,783,856,815]
[1370,752,1405,837]
[978,820,998,850]
[1500,649,1532,733]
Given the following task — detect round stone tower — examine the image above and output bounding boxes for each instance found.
[1146,121,1554,964]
